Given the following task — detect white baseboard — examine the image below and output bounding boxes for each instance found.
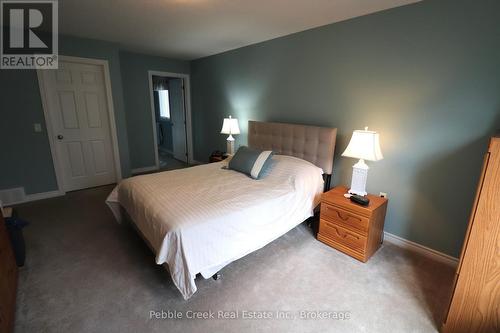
[26,190,64,203]
[1,190,63,206]
[384,232,458,267]
[131,166,158,175]
[0,187,25,205]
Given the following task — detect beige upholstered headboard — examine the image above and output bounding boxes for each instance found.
[248,121,337,174]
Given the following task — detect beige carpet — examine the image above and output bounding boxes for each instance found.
[13,185,455,333]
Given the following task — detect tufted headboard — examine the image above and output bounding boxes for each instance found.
[248,120,337,175]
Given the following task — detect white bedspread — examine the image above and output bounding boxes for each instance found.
[106,155,323,299]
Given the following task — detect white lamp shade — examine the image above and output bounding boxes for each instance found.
[220,116,240,135]
[342,128,383,161]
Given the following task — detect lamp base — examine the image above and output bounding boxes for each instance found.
[348,159,369,196]
[226,135,235,155]
[348,188,367,196]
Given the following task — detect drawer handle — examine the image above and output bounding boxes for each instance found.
[326,222,359,240]
[327,207,362,222]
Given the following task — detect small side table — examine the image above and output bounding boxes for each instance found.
[317,186,388,262]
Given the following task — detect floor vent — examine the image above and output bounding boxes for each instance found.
[0,187,26,206]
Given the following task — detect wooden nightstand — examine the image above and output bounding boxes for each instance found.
[317,186,388,262]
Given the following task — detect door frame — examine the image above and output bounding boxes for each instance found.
[147,70,194,168]
[37,55,122,194]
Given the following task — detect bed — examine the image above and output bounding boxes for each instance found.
[106,121,337,299]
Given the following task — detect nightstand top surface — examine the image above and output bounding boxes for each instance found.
[322,186,388,213]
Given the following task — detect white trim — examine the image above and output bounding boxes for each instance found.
[148,74,160,168]
[148,70,194,169]
[131,166,158,175]
[37,71,66,197]
[100,59,123,181]
[37,55,122,194]
[384,232,458,267]
[8,191,63,206]
[26,190,63,203]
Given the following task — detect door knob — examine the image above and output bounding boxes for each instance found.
[57,134,64,140]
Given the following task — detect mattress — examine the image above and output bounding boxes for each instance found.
[106,155,324,299]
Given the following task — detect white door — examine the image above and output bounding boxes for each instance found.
[169,78,187,162]
[40,60,117,191]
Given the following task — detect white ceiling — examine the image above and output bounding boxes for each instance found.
[59,0,421,60]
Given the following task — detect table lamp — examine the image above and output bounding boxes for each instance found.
[341,127,383,196]
[220,115,240,155]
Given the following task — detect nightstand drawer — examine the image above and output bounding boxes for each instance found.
[319,219,367,253]
[321,203,369,234]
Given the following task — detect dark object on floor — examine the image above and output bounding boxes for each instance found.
[209,150,228,163]
[323,174,332,192]
[0,209,18,333]
[350,194,370,206]
[5,213,29,267]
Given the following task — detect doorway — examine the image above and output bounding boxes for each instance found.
[148,71,193,171]
[38,56,121,193]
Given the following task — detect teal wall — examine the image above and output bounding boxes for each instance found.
[0,36,131,194]
[0,70,58,194]
[0,36,188,193]
[119,51,190,169]
[190,0,500,257]
[1,0,499,256]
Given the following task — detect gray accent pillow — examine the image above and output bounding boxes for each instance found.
[228,146,274,179]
